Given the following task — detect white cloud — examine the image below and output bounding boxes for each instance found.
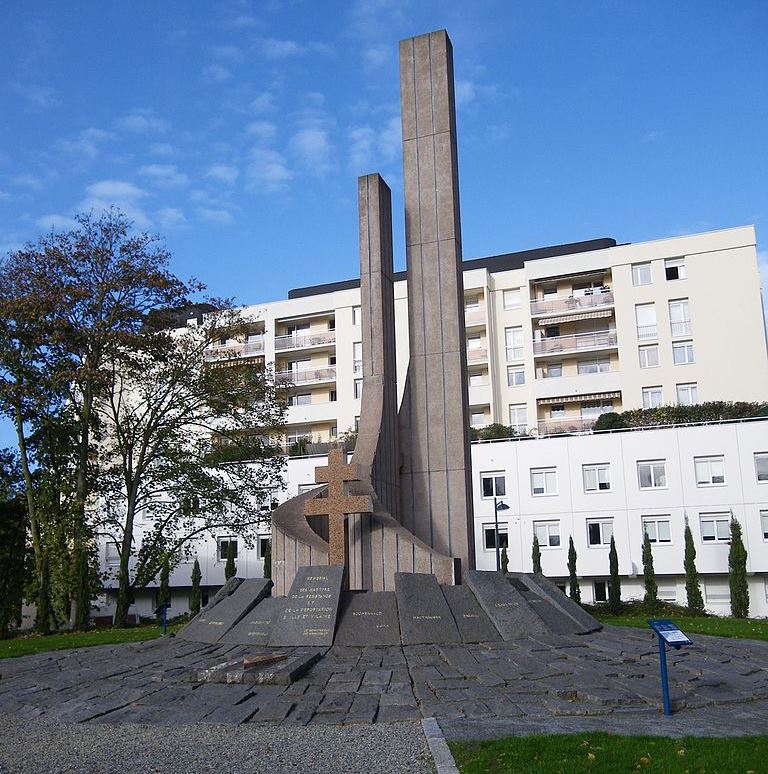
[291,127,333,174]
[35,214,78,231]
[226,14,261,29]
[11,173,43,190]
[80,179,151,227]
[347,115,400,172]
[138,164,189,189]
[12,83,60,109]
[201,64,232,84]
[246,147,293,192]
[205,164,239,185]
[363,45,390,68]
[115,111,169,134]
[55,127,113,159]
[261,38,304,58]
[156,207,187,229]
[250,92,275,113]
[149,142,175,156]
[246,120,277,142]
[196,207,234,225]
[0,190,11,202]
[455,80,476,109]
[210,45,243,62]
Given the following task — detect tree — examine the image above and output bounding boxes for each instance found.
[683,522,704,614]
[157,557,171,618]
[531,535,542,574]
[642,531,659,611]
[567,536,580,603]
[500,545,509,574]
[225,541,236,580]
[728,517,749,618]
[608,535,621,613]
[0,449,26,638]
[262,541,271,580]
[190,558,202,615]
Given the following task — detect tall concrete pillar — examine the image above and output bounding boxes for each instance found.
[398,30,475,574]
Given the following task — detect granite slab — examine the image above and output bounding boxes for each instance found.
[219,597,286,646]
[334,592,402,646]
[395,573,461,645]
[441,585,501,643]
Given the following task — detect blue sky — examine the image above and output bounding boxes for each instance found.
[1,0,767,447]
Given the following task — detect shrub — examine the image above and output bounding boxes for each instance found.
[594,401,768,432]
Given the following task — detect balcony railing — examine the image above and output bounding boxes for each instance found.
[274,330,336,351]
[671,320,692,337]
[636,325,658,340]
[204,338,264,361]
[276,366,336,385]
[464,307,487,325]
[530,289,613,317]
[533,330,618,355]
[467,346,488,362]
[506,346,524,362]
[283,436,356,458]
[537,417,598,435]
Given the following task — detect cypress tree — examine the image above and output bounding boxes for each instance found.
[37,553,51,635]
[500,546,509,574]
[157,557,170,619]
[72,550,91,630]
[531,535,542,574]
[567,536,580,603]
[190,558,202,616]
[728,517,749,618]
[224,541,236,580]
[608,535,621,613]
[684,523,704,614]
[642,531,659,611]
[263,541,271,580]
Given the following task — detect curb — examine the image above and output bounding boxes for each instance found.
[422,717,460,774]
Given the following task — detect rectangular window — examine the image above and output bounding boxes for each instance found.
[542,285,558,298]
[760,510,768,541]
[665,257,686,281]
[354,415,360,432]
[542,362,562,378]
[329,389,337,402]
[694,456,725,486]
[329,425,337,438]
[469,372,486,387]
[657,583,677,602]
[756,453,768,482]
[577,358,610,374]
[507,366,525,386]
[580,401,613,419]
[105,541,120,565]
[481,471,506,498]
[534,520,561,548]
[218,537,238,560]
[287,428,311,444]
[353,342,362,374]
[467,334,482,349]
[587,518,613,546]
[700,513,731,543]
[470,410,486,427]
[704,579,730,603]
[550,404,565,419]
[672,340,695,365]
[638,460,667,489]
[352,306,361,326]
[593,580,608,602]
[642,386,663,409]
[354,379,363,399]
[503,288,521,310]
[635,303,657,340]
[669,298,691,336]
[483,524,508,550]
[505,326,524,361]
[464,296,480,310]
[643,516,672,544]
[583,464,611,492]
[632,262,652,286]
[531,467,557,496]
[289,393,311,406]
[509,404,528,432]
[676,382,698,406]
[638,344,659,368]
[258,536,271,559]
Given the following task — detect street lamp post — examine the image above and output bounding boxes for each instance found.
[493,497,510,572]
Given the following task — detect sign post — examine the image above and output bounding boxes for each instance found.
[647,619,692,716]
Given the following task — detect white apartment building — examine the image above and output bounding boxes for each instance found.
[97,225,768,619]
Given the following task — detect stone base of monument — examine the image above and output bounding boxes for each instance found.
[191,649,323,686]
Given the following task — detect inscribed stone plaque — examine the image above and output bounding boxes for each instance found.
[334,592,401,646]
[268,565,344,647]
[507,576,577,635]
[465,570,549,640]
[178,578,271,644]
[441,584,500,643]
[394,573,460,645]
[219,597,285,646]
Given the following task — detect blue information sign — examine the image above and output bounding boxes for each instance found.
[647,619,692,716]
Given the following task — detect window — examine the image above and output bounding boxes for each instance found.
[287,428,311,445]
[550,404,565,419]
[105,541,120,565]
[542,285,557,298]
[544,325,560,339]
[694,456,725,486]
[587,518,613,546]
[643,516,672,544]
[631,262,652,286]
[657,583,677,602]
[507,366,525,386]
[329,425,337,438]
[635,303,657,339]
[676,382,698,406]
[572,280,604,297]
[704,579,730,603]
[352,306,361,326]
[505,326,524,361]
[531,467,557,496]
[353,342,362,374]
[481,471,506,498]
[467,334,482,350]
[469,372,486,387]
[354,379,363,399]
[583,464,611,492]
[258,536,271,558]
[286,322,309,336]
[470,410,485,427]
[672,340,694,364]
[354,415,360,432]
[534,520,561,548]
[700,514,731,543]
[509,404,528,433]
[669,299,691,336]
[328,318,335,331]
[218,537,238,560]
[760,510,768,541]
[483,524,509,550]
[580,401,613,419]
[288,393,311,407]
[638,460,667,489]
[593,580,608,603]
[756,453,768,482]
[288,358,311,373]
[642,386,663,409]
[464,296,480,311]
[182,495,200,516]
[541,362,562,378]
[638,344,659,368]
[665,257,686,281]
[329,354,336,366]
[503,288,521,310]
[577,358,610,374]
[329,389,337,402]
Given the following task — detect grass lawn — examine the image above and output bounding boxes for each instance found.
[450,732,768,773]
[0,623,181,659]
[594,612,768,642]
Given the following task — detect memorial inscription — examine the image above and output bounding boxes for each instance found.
[395,572,460,645]
[334,592,401,646]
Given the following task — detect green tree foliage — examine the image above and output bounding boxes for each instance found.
[225,541,237,581]
[262,541,271,580]
[642,531,659,611]
[684,523,705,614]
[728,518,749,618]
[190,558,202,616]
[567,536,580,603]
[0,450,26,638]
[531,535,542,574]
[157,557,171,618]
[608,535,621,613]
[500,545,509,574]
[593,401,768,432]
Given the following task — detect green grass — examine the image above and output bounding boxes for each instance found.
[0,624,180,659]
[594,612,768,642]
[450,732,768,773]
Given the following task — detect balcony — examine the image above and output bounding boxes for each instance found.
[276,366,337,387]
[274,330,336,352]
[636,325,658,340]
[464,307,487,327]
[537,416,598,436]
[534,371,621,401]
[204,338,264,362]
[466,346,488,363]
[530,290,614,319]
[468,382,491,406]
[671,320,692,337]
[286,400,339,424]
[533,330,618,357]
